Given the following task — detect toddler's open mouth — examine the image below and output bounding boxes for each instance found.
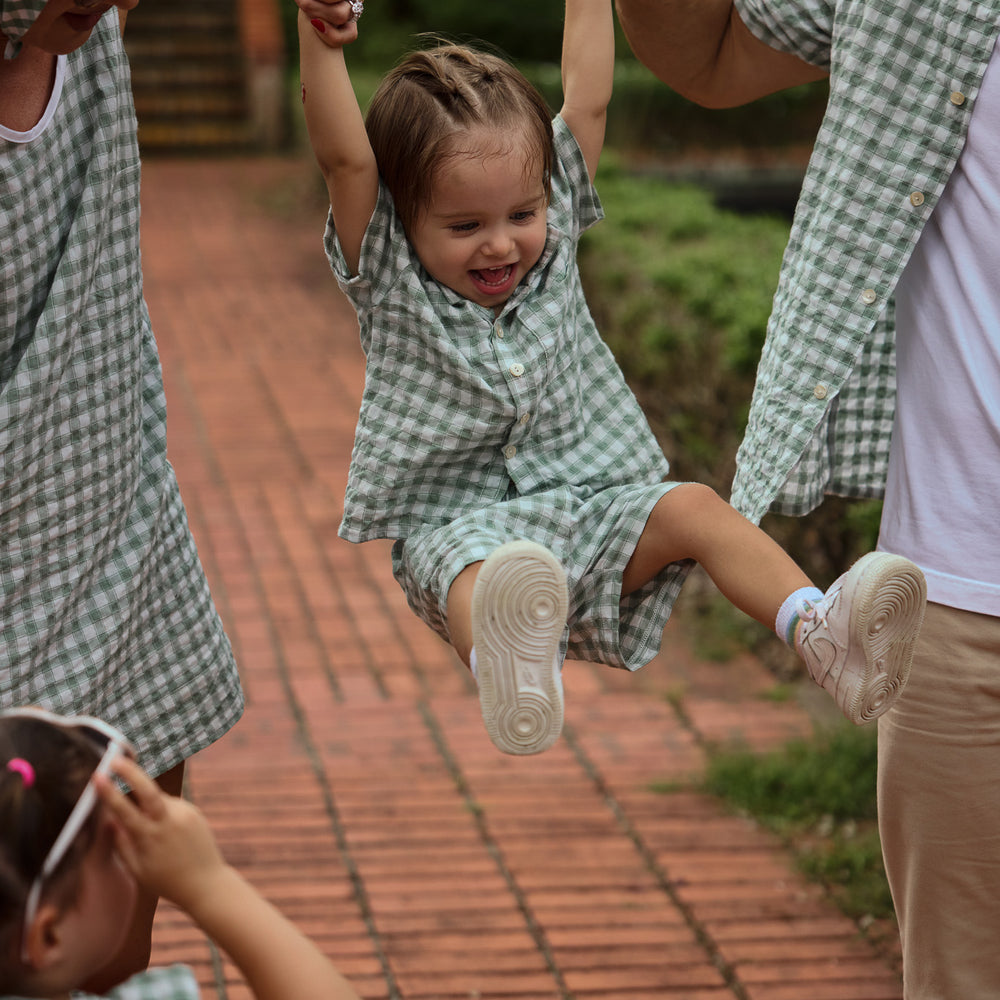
[471,265,514,288]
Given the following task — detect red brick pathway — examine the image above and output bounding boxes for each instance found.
[140,156,902,1000]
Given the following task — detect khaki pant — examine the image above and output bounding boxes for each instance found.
[878,602,1000,999]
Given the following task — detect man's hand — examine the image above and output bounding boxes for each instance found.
[615,0,825,107]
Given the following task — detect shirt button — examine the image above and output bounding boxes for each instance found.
[861,288,878,305]
[813,384,828,400]
[909,191,925,207]
[950,90,966,106]
[494,323,504,339]
[519,412,531,425]
[509,363,525,377]
[503,444,517,459]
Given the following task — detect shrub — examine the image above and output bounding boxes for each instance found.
[581,164,883,671]
[702,727,894,922]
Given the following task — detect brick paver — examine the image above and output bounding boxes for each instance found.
[140,156,902,1000]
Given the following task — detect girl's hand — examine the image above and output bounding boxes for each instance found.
[95,755,228,913]
[294,0,360,47]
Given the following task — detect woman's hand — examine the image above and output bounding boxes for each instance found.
[294,0,360,47]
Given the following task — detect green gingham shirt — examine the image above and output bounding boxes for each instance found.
[72,965,200,1000]
[730,0,1000,521]
[3,965,200,1000]
[327,115,671,542]
[1,9,243,774]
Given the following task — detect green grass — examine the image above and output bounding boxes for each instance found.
[700,726,895,923]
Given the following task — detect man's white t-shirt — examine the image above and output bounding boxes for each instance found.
[879,40,1000,616]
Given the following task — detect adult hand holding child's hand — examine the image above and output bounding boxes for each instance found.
[296,0,360,47]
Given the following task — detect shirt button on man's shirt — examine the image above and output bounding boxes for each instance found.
[509,363,525,377]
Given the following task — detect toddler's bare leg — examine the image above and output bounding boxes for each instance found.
[622,483,811,628]
[447,561,483,666]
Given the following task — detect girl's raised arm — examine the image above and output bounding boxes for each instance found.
[99,756,362,1000]
[297,3,378,274]
[559,0,615,181]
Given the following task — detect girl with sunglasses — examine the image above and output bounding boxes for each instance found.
[0,709,360,1000]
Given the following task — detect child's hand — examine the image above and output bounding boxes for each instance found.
[295,0,360,47]
[101,761,363,1000]
[95,755,228,914]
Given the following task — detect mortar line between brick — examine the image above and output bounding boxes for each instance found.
[170,772,230,1000]
[247,486,403,997]
[417,701,576,1000]
[261,483,349,700]
[185,433,402,998]
[206,939,229,1000]
[250,359,314,479]
[168,366,243,1000]
[560,721,750,1000]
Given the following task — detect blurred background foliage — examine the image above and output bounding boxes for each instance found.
[577,165,883,673]
[287,1,883,674]
[284,0,828,158]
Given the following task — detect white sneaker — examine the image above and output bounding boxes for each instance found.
[795,552,927,724]
[471,541,568,755]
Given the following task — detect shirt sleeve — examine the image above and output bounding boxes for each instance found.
[550,115,604,240]
[734,0,834,70]
[324,180,422,321]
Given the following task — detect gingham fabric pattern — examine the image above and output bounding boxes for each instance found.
[0,0,45,58]
[730,0,1000,522]
[393,480,688,671]
[326,115,689,668]
[326,116,672,542]
[0,14,243,776]
[67,964,201,1000]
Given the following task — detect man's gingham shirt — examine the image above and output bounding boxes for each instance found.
[0,10,243,775]
[730,0,999,522]
[326,116,670,542]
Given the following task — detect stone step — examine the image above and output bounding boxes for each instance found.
[135,119,253,151]
[133,91,246,118]
[125,36,243,61]
[124,0,250,152]
[129,61,245,89]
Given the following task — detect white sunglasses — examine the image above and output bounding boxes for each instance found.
[0,707,134,963]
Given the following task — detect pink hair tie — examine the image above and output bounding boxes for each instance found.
[6,759,35,788]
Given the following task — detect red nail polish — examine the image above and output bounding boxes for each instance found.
[310,18,326,32]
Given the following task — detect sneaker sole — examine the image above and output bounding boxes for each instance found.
[471,541,568,755]
[844,552,927,723]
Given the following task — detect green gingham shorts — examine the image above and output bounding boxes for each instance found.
[391,480,691,670]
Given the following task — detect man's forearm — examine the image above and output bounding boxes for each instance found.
[615,0,826,107]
